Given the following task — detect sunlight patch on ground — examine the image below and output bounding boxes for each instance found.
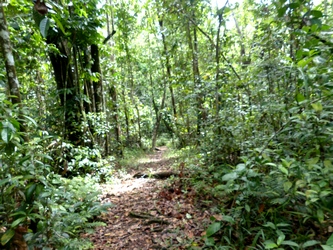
[100,178,155,196]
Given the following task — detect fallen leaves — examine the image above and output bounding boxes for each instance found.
[83,147,212,249]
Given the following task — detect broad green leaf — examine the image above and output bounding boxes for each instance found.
[303,240,320,248]
[37,153,53,161]
[296,180,306,188]
[310,10,323,18]
[0,178,9,187]
[263,222,276,230]
[264,240,278,249]
[311,18,322,26]
[26,184,37,202]
[1,229,15,246]
[278,6,287,17]
[205,237,215,246]
[222,215,235,224]
[317,209,324,223]
[53,16,66,35]
[305,190,318,198]
[11,217,25,228]
[39,17,50,38]
[281,159,293,168]
[306,157,319,165]
[206,222,221,237]
[22,115,37,127]
[276,223,290,227]
[8,118,20,130]
[10,211,26,218]
[278,165,288,175]
[1,128,11,143]
[277,233,285,245]
[322,245,333,250]
[311,102,323,112]
[222,172,238,181]
[265,162,277,167]
[284,181,292,192]
[296,93,305,103]
[326,233,333,246]
[281,240,299,247]
[288,3,300,9]
[324,160,332,168]
[320,190,331,198]
[298,57,313,67]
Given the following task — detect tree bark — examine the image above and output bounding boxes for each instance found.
[158,18,177,119]
[0,4,22,105]
[48,39,83,144]
[91,44,104,113]
[0,3,27,141]
[186,16,203,138]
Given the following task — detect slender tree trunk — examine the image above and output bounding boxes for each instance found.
[157,18,177,139]
[158,18,177,119]
[83,49,95,113]
[232,13,250,67]
[151,79,167,149]
[215,12,222,118]
[35,71,46,117]
[122,88,130,144]
[109,85,122,155]
[0,4,27,142]
[91,44,104,113]
[105,0,121,155]
[0,5,22,105]
[186,17,203,138]
[48,39,83,144]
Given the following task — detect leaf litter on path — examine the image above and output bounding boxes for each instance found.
[84,147,212,249]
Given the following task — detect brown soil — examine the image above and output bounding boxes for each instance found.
[85,147,212,250]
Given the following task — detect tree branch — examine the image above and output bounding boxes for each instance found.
[103,30,116,44]
[187,16,241,81]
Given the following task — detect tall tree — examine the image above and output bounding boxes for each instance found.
[0,3,22,105]
[32,0,104,146]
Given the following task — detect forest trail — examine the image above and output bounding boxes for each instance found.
[86,147,212,250]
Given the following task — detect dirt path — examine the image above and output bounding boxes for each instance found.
[86,147,211,250]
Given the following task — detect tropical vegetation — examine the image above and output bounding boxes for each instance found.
[1,0,333,248]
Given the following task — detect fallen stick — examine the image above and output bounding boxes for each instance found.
[133,171,177,179]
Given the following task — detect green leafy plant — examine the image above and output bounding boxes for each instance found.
[0,99,111,249]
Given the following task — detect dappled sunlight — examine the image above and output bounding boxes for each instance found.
[86,147,209,249]
[100,178,155,196]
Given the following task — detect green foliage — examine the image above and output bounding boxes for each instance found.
[173,0,333,248]
[0,99,111,249]
[118,147,148,169]
[24,175,111,249]
[156,133,172,147]
[5,0,333,248]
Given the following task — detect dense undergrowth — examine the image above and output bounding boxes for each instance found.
[183,87,333,248]
[0,101,112,249]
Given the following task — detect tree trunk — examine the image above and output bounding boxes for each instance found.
[91,44,104,113]
[151,75,167,149]
[0,4,27,141]
[186,17,203,138]
[109,84,122,155]
[48,39,83,145]
[0,5,22,105]
[83,49,95,113]
[158,18,177,120]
